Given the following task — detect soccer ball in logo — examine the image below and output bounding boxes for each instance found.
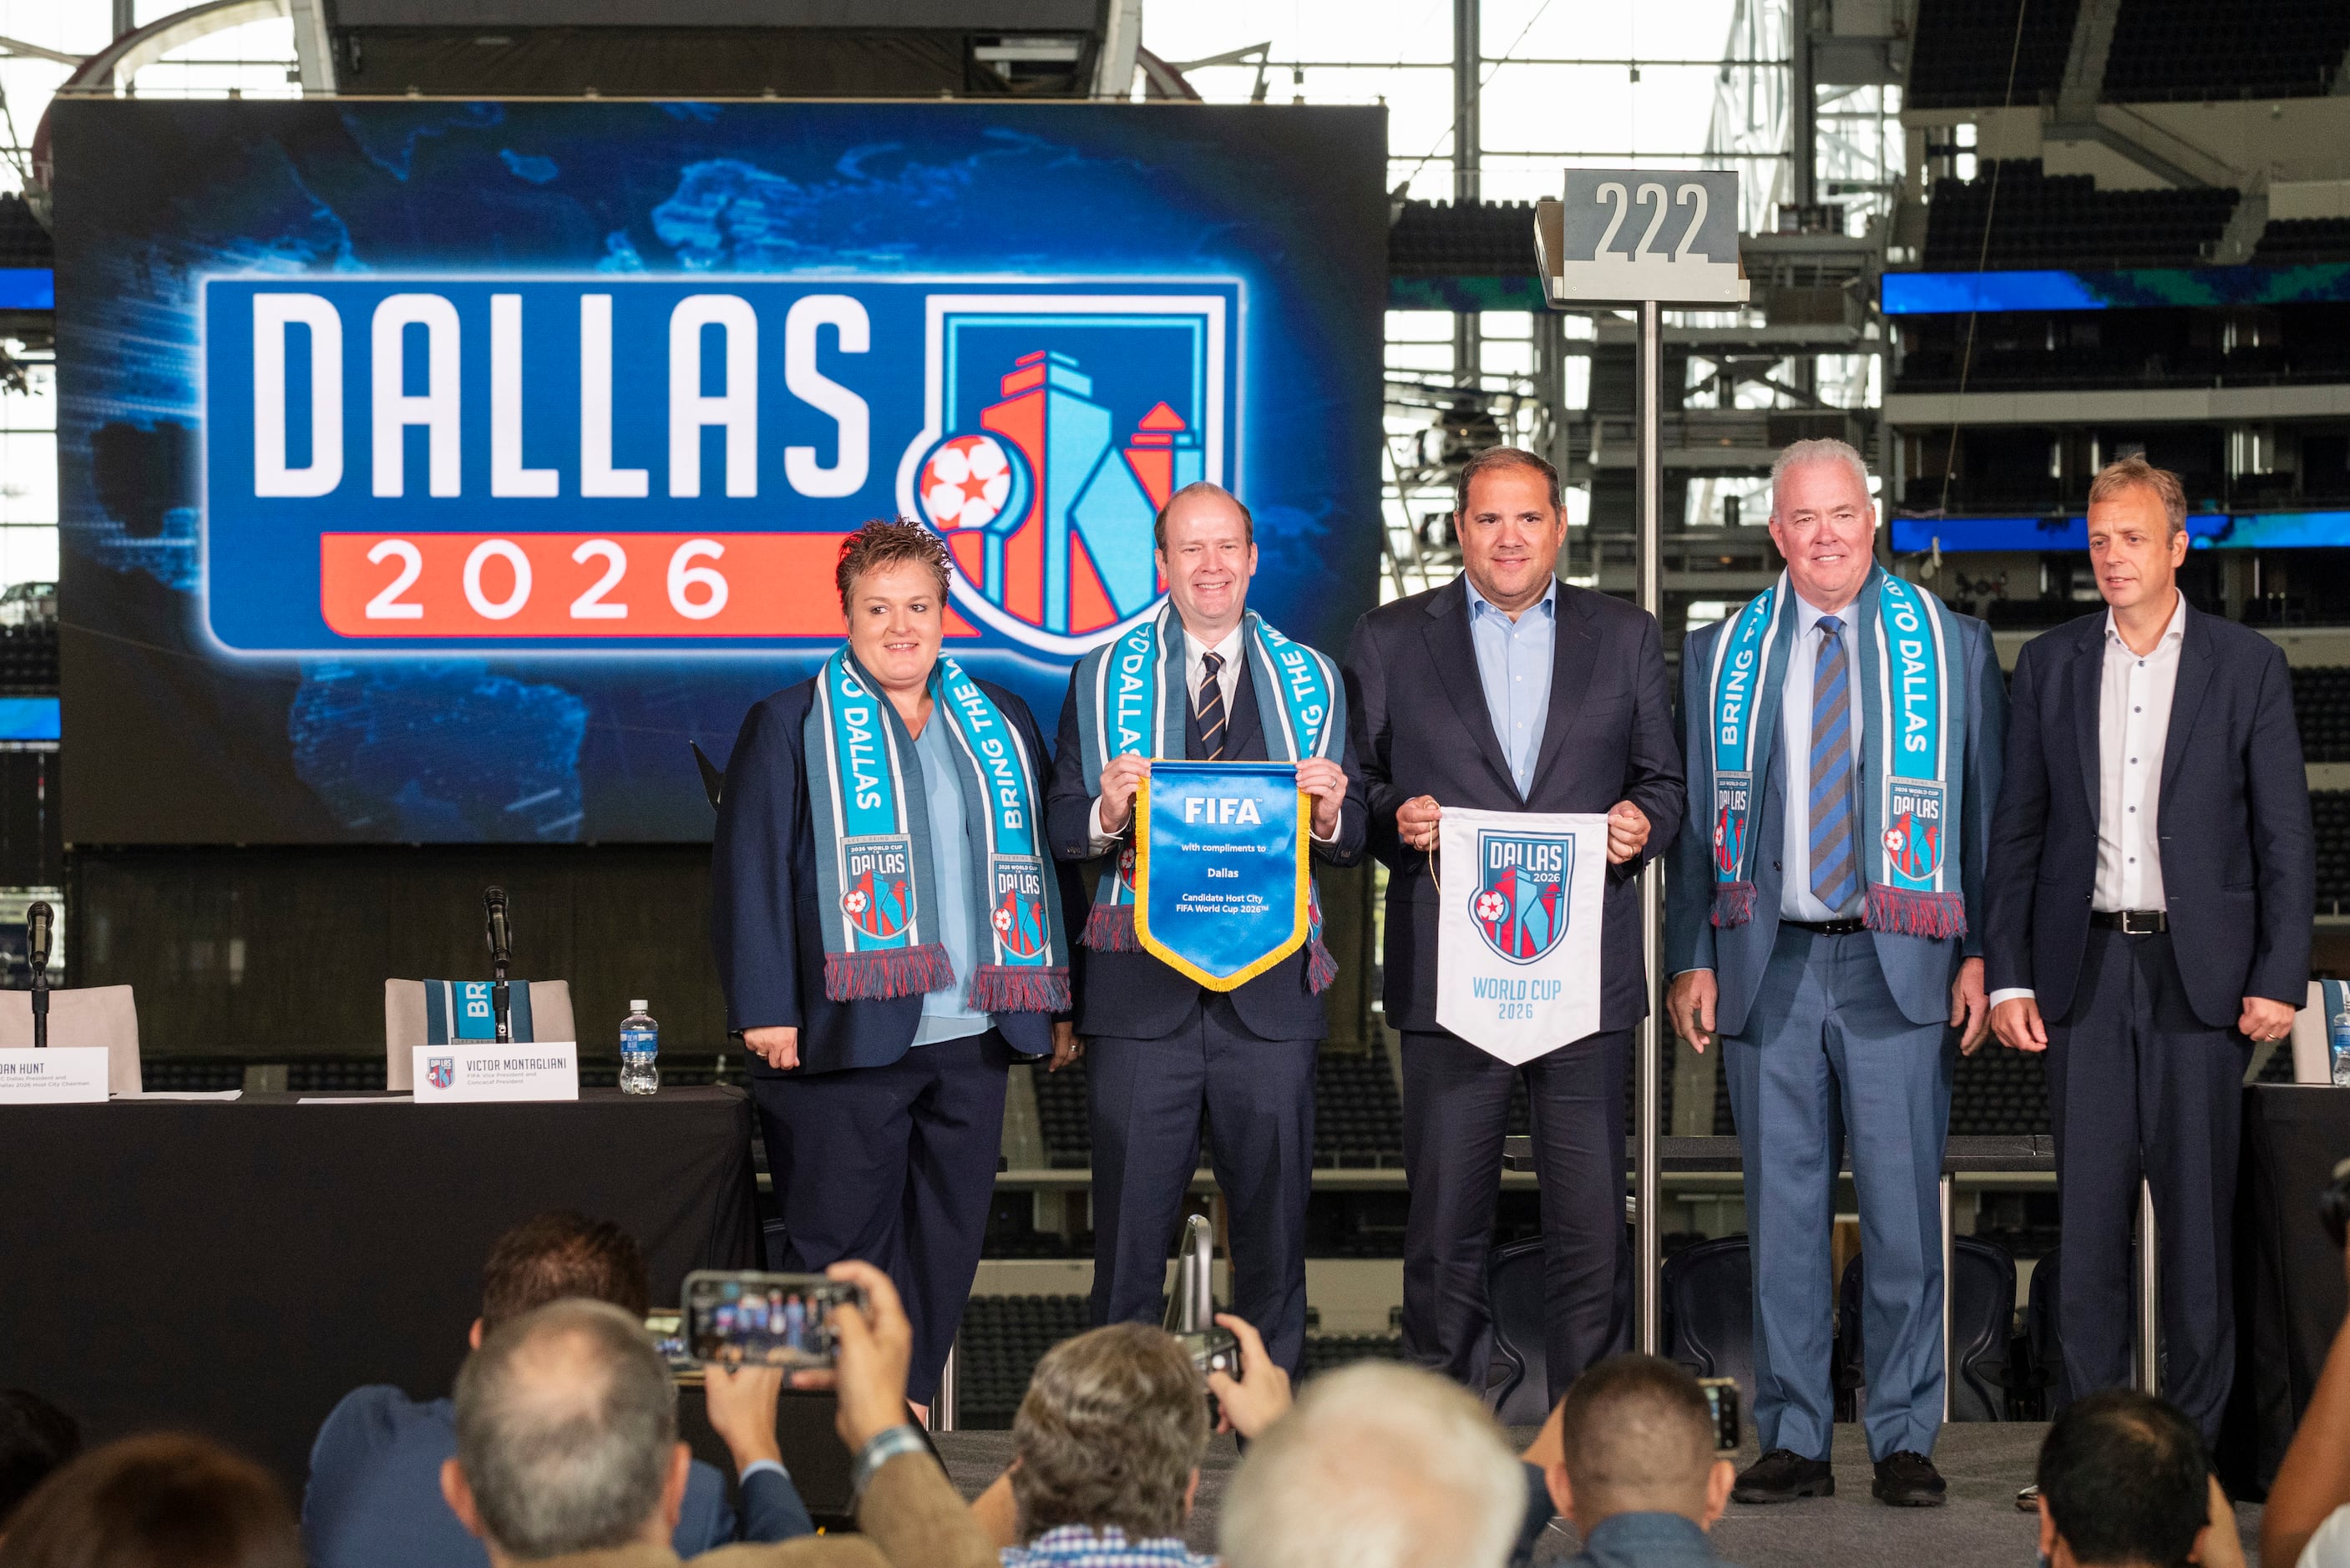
[1474,891,1508,923]
[992,907,1014,934]
[920,434,1022,534]
[426,1056,455,1090]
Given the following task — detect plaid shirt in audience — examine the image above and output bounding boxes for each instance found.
[1000,1525,1218,1568]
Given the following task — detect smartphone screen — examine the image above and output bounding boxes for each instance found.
[1699,1378,1742,1454]
[682,1271,860,1369]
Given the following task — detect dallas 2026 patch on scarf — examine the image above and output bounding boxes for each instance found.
[1071,606,1343,991]
[1704,564,1968,938]
[1436,808,1608,1063]
[804,649,1068,1014]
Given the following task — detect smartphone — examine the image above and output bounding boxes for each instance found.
[681,1270,864,1369]
[1176,1327,1239,1379]
[646,1311,693,1375]
[1699,1378,1741,1454]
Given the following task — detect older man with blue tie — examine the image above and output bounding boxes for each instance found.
[1665,439,2006,1509]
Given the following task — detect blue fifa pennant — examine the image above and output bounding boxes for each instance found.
[1471,830,1574,964]
[1132,760,1309,991]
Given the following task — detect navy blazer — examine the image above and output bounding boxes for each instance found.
[301,1386,813,1568]
[1983,603,2313,1029]
[710,675,1085,1075]
[1345,575,1684,1035]
[1664,593,2006,1035]
[1045,650,1369,1042]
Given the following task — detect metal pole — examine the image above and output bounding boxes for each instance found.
[931,1340,959,1433]
[1452,0,1481,387]
[2135,1177,2160,1393]
[1636,297,1664,1355]
[1940,1172,1953,1422]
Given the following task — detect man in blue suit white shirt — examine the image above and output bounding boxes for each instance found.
[1986,457,2313,1445]
[1665,439,2006,1509]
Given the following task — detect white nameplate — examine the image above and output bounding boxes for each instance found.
[0,1047,111,1105]
[412,1042,579,1104]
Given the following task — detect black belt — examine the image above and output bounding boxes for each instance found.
[1784,917,1868,936]
[2090,909,2168,934]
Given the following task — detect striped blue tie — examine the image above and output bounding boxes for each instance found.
[1808,615,1860,910]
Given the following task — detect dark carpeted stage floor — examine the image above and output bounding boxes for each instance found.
[934,1422,2270,1566]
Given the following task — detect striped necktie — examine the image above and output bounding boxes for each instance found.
[1808,615,1861,910]
[1195,651,1227,761]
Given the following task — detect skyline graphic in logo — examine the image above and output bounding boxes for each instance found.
[898,295,1231,656]
[1471,830,1574,964]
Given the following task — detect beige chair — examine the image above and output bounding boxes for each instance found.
[0,985,143,1095]
[383,979,577,1091]
[2290,980,2345,1085]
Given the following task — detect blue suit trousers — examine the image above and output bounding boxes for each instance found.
[1722,926,1952,1462]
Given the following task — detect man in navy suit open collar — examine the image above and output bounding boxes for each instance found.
[1345,446,1683,1408]
[1985,456,2313,1446]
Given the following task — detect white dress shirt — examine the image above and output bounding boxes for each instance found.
[1988,589,2186,1009]
[1780,591,1866,922]
[1087,623,1335,852]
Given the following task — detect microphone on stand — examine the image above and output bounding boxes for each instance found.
[484,888,513,1044]
[26,900,52,1050]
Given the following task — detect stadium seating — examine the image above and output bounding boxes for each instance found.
[2101,0,2350,102]
[1922,161,2237,271]
[1386,199,1541,277]
[2255,219,2350,265]
[2315,791,2350,908]
[1904,0,2079,112]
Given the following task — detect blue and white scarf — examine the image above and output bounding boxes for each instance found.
[1071,605,1344,990]
[805,648,1069,1013]
[1704,564,1968,938]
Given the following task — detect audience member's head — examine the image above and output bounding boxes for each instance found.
[0,1392,79,1540]
[0,1433,300,1568]
[443,1298,688,1566]
[1222,1361,1523,1568]
[1011,1323,1209,1545]
[474,1211,649,1345]
[2037,1390,2214,1567]
[1550,1356,1734,1535]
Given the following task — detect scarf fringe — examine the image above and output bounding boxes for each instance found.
[823,943,955,1004]
[1082,903,1142,953]
[1866,884,1968,940]
[970,964,1071,1015]
[1306,937,1338,994]
[1710,881,1758,929]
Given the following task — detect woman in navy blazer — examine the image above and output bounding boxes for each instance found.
[711,522,1080,1414]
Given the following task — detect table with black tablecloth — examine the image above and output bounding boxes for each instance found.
[0,1087,758,1492]
[2227,1083,2350,1495]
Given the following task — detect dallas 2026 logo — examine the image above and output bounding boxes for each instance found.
[200,279,1237,660]
[1471,830,1573,964]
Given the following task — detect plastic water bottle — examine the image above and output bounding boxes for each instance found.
[620,1000,660,1096]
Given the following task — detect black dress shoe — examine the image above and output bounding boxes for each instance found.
[1733,1448,1836,1503]
[1873,1450,1948,1507]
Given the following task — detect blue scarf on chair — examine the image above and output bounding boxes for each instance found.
[1704,564,1968,939]
[1070,605,1344,990]
[804,649,1069,1014]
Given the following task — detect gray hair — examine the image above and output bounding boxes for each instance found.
[1011,1323,1210,1543]
[1769,437,1874,518]
[1221,1362,1523,1568]
[453,1297,677,1560]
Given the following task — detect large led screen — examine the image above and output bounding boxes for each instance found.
[53,100,1385,842]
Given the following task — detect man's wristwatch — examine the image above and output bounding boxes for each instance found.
[850,1424,929,1500]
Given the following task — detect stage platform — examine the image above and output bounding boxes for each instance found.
[933,1422,2271,1566]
